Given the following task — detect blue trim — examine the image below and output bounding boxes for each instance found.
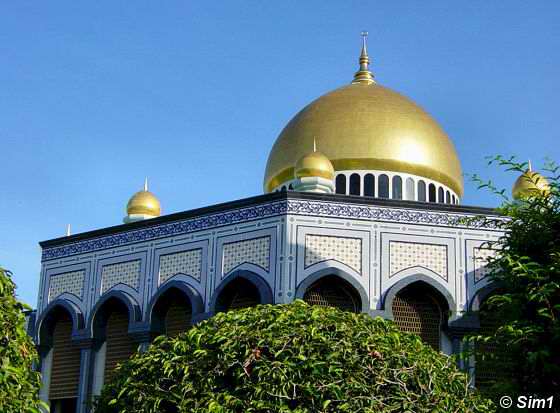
[294,268,369,313]
[87,290,141,340]
[36,298,84,346]
[209,270,273,314]
[383,274,456,320]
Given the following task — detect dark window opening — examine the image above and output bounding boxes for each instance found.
[349,173,361,195]
[378,174,389,198]
[335,175,347,195]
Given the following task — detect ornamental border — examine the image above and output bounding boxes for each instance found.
[42,199,503,261]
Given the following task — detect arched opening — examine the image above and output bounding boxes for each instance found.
[475,292,513,391]
[335,174,346,195]
[445,190,451,204]
[417,180,427,202]
[281,185,287,192]
[378,174,389,198]
[392,176,403,200]
[364,174,375,197]
[349,173,361,195]
[405,178,415,201]
[288,183,294,190]
[391,282,448,350]
[215,277,261,313]
[303,275,361,313]
[438,187,445,203]
[152,288,193,338]
[428,183,436,202]
[46,308,81,412]
[92,298,137,384]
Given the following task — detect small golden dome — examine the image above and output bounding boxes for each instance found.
[264,34,463,196]
[295,150,335,180]
[126,179,161,217]
[512,168,550,200]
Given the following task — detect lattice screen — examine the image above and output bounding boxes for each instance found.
[391,289,442,350]
[303,278,359,313]
[165,300,192,338]
[104,311,137,381]
[49,312,81,401]
[475,297,513,389]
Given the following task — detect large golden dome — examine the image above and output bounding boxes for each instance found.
[264,38,463,196]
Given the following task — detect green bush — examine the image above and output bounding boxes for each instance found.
[0,267,46,413]
[470,157,560,398]
[95,301,493,412]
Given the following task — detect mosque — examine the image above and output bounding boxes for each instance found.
[31,34,548,412]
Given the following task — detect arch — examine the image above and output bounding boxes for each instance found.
[452,194,456,204]
[36,299,84,347]
[383,274,456,320]
[405,177,415,201]
[281,185,287,192]
[385,278,453,350]
[438,187,445,203]
[445,190,451,204]
[392,175,402,199]
[288,183,294,190]
[428,183,436,202]
[378,174,389,198]
[295,268,368,313]
[209,270,273,314]
[417,180,427,202]
[335,174,346,195]
[88,290,141,340]
[349,173,361,195]
[364,174,375,197]
[148,280,204,336]
[469,282,502,313]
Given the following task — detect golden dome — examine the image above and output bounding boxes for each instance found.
[512,167,550,200]
[126,179,161,217]
[264,36,463,196]
[295,149,335,180]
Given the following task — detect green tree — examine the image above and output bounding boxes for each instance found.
[470,157,560,399]
[0,267,46,412]
[95,301,493,413]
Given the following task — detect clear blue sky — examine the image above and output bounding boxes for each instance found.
[1,1,559,305]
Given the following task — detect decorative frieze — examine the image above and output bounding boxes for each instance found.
[159,249,202,284]
[101,260,141,293]
[473,247,497,282]
[48,270,85,302]
[42,198,503,261]
[222,236,270,276]
[304,234,362,274]
[389,241,448,280]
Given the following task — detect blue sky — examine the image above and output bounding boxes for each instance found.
[1,1,559,305]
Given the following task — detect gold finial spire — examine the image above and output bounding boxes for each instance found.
[352,31,375,85]
[528,159,532,172]
[313,137,317,153]
[66,224,71,237]
[144,177,149,192]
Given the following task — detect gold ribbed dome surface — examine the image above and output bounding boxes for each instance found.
[264,82,463,195]
[512,170,550,200]
[264,35,463,196]
[126,190,161,217]
[295,150,335,179]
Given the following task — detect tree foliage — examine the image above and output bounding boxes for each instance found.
[470,156,560,397]
[95,301,493,412]
[0,267,46,413]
